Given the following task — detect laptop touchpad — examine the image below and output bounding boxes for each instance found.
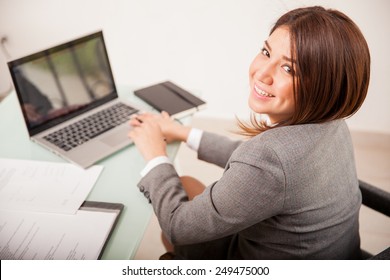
[100,127,130,147]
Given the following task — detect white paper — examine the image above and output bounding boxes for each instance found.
[0,209,117,260]
[0,158,103,214]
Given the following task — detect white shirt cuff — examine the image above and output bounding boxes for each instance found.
[140,156,172,177]
[186,128,203,151]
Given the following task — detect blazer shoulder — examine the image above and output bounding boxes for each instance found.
[234,120,349,163]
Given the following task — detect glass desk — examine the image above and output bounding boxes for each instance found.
[0,86,182,259]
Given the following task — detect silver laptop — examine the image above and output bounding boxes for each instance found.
[8,31,140,168]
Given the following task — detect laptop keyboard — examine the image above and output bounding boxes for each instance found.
[43,103,138,151]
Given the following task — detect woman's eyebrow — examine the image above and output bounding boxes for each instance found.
[264,40,272,51]
[283,55,295,63]
[265,40,295,63]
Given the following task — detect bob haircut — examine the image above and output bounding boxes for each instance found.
[239,6,371,136]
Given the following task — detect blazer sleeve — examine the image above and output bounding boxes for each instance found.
[137,140,286,245]
[197,131,243,168]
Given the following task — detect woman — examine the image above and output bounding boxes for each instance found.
[129,6,370,259]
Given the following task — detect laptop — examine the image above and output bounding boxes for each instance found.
[8,31,141,168]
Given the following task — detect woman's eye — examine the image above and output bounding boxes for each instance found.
[282,65,293,74]
[261,48,270,57]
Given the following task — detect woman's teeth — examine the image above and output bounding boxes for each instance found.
[254,84,274,97]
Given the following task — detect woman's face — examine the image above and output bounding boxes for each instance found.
[248,26,295,124]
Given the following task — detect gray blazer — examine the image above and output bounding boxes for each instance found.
[137,119,362,259]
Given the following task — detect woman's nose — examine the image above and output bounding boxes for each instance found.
[256,63,274,85]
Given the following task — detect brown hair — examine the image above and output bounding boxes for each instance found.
[238,6,370,136]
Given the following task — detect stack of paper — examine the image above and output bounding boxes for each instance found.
[0,159,119,260]
[0,158,103,214]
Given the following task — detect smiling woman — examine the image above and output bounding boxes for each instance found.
[128,6,371,260]
[248,26,295,124]
[239,6,370,135]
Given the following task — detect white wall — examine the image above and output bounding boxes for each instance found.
[1,0,389,133]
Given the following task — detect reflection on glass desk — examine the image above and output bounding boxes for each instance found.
[0,86,183,259]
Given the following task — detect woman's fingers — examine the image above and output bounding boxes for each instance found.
[129,111,184,143]
[161,111,170,119]
[128,118,167,161]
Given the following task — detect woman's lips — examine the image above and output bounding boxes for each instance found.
[254,84,275,98]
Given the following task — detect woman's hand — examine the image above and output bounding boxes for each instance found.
[130,111,191,143]
[128,115,167,162]
[128,111,191,161]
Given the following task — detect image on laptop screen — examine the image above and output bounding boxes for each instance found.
[9,32,117,134]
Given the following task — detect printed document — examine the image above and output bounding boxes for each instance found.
[0,208,118,260]
[0,158,103,214]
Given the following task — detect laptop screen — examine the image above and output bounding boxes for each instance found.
[8,31,117,136]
